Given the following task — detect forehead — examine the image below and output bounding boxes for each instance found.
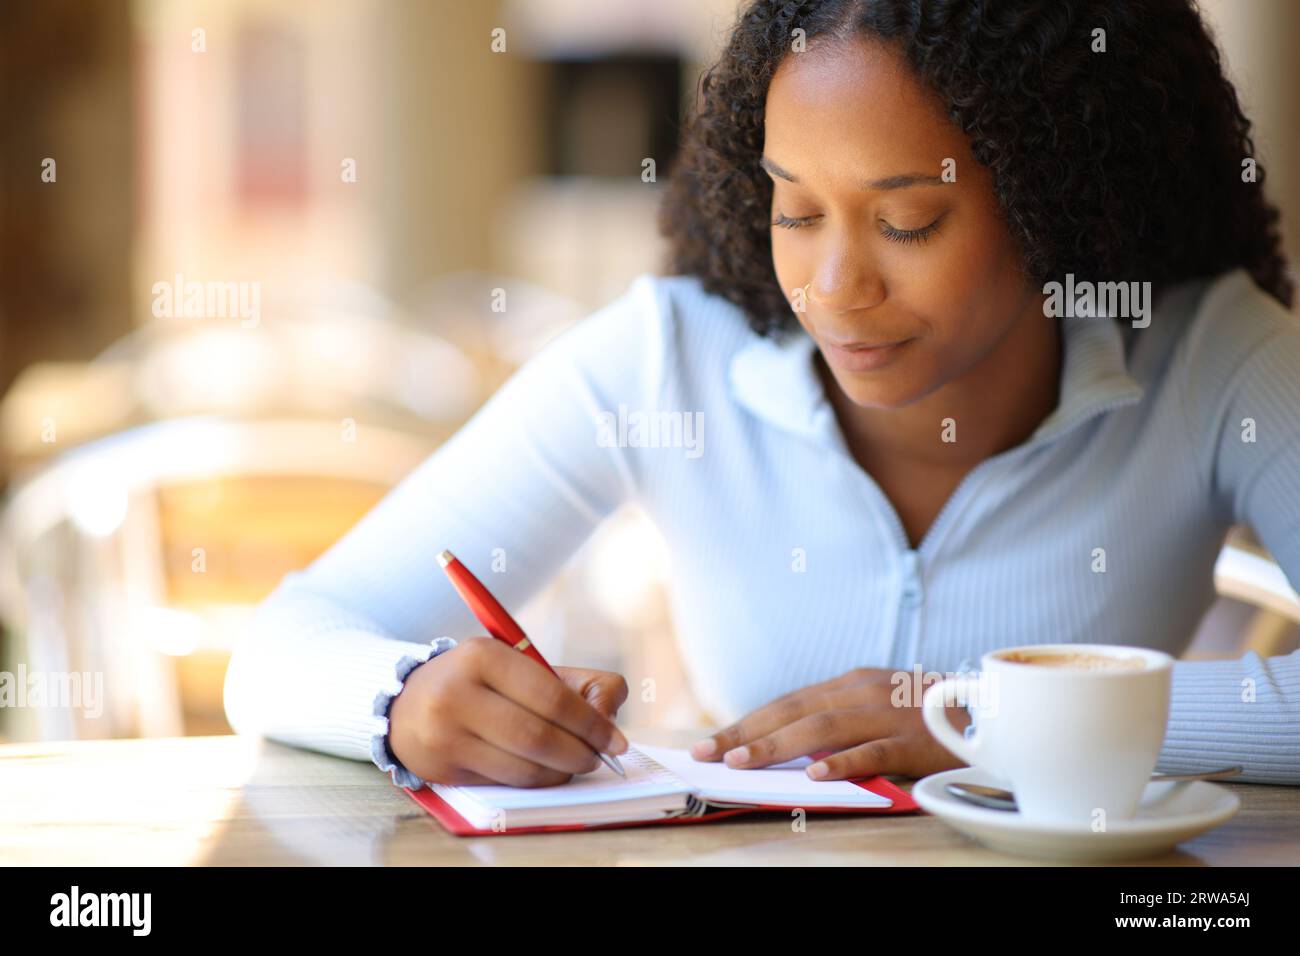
[763,35,962,175]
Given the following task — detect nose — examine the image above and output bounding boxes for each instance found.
[808,238,886,314]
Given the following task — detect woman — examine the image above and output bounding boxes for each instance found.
[224,0,1300,788]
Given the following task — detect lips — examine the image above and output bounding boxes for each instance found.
[822,336,913,372]
[826,338,909,348]
[827,338,910,350]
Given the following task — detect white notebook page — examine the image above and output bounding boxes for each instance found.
[431,744,689,814]
[636,743,891,808]
[432,742,890,826]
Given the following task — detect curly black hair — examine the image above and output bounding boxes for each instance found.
[659,0,1293,338]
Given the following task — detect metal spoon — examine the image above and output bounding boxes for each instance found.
[945,766,1243,812]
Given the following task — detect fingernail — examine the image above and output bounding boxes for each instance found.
[724,746,749,765]
[691,738,716,758]
[611,729,628,752]
[808,761,828,778]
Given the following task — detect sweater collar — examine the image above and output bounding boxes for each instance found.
[727,311,1145,450]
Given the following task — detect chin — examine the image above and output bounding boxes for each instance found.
[833,376,920,410]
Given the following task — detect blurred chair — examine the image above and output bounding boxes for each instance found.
[0,417,441,740]
[1214,525,1300,657]
[0,279,487,742]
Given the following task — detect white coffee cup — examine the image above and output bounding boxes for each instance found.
[921,643,1173,827]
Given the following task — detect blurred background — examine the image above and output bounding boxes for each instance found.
[0,0,1297,746]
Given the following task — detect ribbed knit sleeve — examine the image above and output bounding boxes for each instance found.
[222,274,663,769]
[1158,274,1300,783]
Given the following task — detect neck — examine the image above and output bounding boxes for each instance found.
[821,302,1062,471]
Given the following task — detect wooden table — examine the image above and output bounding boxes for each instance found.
[2,728,1296,866]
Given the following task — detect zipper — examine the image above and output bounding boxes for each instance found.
[810,387,1143,665]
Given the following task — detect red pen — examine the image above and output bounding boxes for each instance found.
[436,549,626,777]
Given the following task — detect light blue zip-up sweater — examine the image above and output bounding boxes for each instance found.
[223,267,1300,786]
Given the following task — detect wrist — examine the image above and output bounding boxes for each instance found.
[371,636,458,788]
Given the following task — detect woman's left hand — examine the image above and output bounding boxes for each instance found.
[689,667,972,780]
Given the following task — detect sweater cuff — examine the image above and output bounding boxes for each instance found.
[370,636,459,788]
[1157,650,1300,784]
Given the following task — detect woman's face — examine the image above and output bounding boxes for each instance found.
[764,35,1041,410]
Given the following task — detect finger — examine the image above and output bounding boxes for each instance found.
[394,746,499,787]
[559,667,629,726]
[806,737,904,781]
[393,728,564,788]
[721,708,891,769]
[433,765,499,787]
[690,686,836,761]
[465,684,606,775]
[452,728,576,788]
[463,639,627,755]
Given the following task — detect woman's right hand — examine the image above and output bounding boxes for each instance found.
[387,636,630,787]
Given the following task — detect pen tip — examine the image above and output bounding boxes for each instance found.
[437,550,454,568]
[599,753,626,777]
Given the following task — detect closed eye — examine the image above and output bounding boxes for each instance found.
[772,211,946,244]
[879,214,945,244]
[771,211,820,230]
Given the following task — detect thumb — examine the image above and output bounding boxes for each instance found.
[557,666,628,720]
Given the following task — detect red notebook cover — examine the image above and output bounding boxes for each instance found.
[405,773,919,836]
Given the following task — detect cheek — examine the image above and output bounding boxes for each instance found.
[940,193,1029,309]
[770,238,818,334]
[893,222,1025,344]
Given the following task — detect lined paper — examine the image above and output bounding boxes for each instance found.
[637,743,891,808]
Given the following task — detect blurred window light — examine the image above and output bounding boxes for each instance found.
[137,605,202,657]
[67,466,130,538]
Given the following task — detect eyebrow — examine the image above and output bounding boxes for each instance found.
[760,155,945,191]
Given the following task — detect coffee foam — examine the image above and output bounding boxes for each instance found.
[998,651,1146,670]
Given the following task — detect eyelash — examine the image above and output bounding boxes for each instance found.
[771,212,944,245]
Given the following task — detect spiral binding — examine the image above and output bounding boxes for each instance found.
[683,794,762,817]
[684,794,710,817]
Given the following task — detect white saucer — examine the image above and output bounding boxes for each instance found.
[912,767,1240,862]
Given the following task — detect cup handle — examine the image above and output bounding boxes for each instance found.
[921,676,983,766]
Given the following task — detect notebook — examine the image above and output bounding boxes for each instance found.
[405,742,919,835]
